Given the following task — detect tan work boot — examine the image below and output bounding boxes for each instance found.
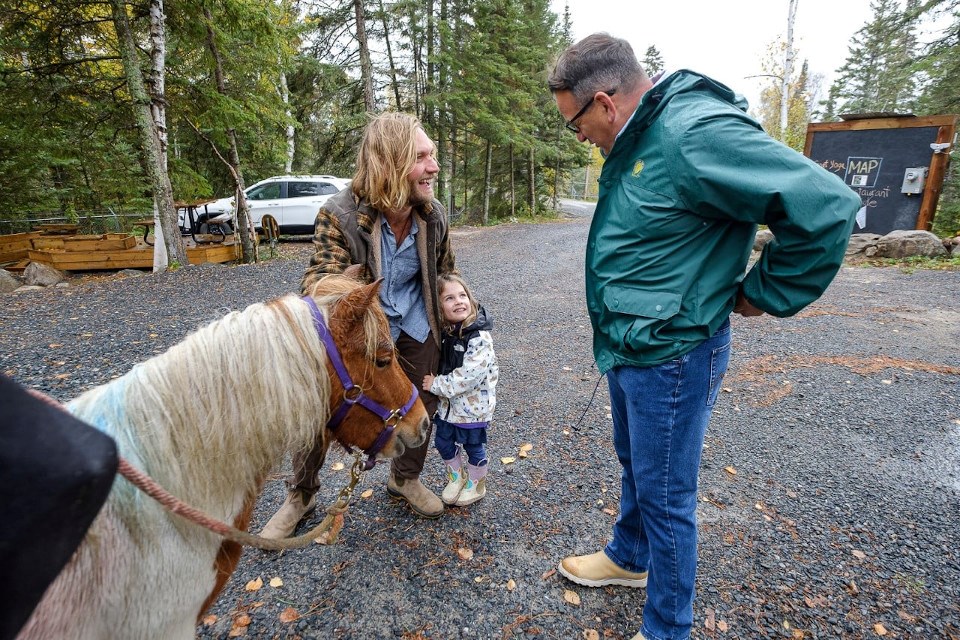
[630,632,646,640]
[259,488,316,539]
[387,475,444,518]
[558,551,648,588]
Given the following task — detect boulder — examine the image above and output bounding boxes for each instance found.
[874,230,947,259]
[846,233,882,256]
[23,262,67,287]
[0,269,20,293]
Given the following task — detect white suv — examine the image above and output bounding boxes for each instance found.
[195,175,350,235]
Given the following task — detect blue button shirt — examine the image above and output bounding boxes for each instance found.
[379,216,429,343]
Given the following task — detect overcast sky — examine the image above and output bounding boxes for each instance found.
[551,0,876,112]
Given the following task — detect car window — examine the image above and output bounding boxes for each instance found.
[247,183,281,200]
[288,182,321,198]
[315,182,341,195]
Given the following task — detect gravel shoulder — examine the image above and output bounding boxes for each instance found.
[1,219,958,639]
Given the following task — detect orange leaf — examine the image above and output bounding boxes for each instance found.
[457,547,474,560]
[563,589,581,605]
[279,607,300,623]
[202,614,218,626]
[244,577,263,591]
[724,466,737,476]
[874,623,888,636]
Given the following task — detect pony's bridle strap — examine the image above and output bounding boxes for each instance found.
[303,295,419,469]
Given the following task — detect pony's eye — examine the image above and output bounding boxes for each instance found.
[374,354,393,368]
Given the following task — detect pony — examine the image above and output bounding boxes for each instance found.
[18,275,428,640]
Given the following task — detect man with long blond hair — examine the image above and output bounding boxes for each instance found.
[261,112,457,537]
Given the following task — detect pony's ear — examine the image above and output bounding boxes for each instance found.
[342,264,366,281]
[335,279,383,324]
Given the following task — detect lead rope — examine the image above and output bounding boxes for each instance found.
[28,388,359,551]
[569,372,606,432]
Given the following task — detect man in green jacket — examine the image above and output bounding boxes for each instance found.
[548,33,861,640]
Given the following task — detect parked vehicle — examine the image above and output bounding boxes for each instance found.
[184,175,350,235]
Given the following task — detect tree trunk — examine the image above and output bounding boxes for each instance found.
[148,0,170,271]
[780,0,798,142]
[111,0,186,267]
[354,0,375,112]
[482,139,492,225]
[509,144,515,217]
[378,0,403,109]
[528,146,535,217]
[203,8,254,263]
[281,70,294,172]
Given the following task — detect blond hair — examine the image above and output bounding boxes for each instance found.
[352,112,426,212]
[438,273,479,335]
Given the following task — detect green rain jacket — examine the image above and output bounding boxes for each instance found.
[587,70,861,374]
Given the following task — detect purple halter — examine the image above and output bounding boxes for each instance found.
[303,295,420,470]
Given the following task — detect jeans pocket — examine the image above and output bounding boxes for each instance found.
[706,341,731,408]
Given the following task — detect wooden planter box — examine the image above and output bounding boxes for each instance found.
[0,232,41,263]
[32,234,137,252]
[27,242,240,271]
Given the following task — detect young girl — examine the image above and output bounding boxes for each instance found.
[422,274,499,506]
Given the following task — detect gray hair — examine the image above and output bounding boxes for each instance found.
[548,33,647,103]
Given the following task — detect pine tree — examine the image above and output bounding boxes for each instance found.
[642,45,664,75]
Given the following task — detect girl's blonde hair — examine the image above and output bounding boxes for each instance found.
[352,112,426,213]
[438,273,479,334]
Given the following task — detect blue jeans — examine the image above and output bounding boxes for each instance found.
[605,320,731,640]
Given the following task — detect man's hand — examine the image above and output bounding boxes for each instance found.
[422,374,435,391]
[733,290,765,317]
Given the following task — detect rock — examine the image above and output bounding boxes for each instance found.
[846,233,881,256]
[117,269,148,278]
[12,285,45,293]
[874,230,948,259]
[23,261,67,286]
[0,269,20,293]
[754,229,774,251]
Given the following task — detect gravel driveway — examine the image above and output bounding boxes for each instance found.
[2,212,958,639]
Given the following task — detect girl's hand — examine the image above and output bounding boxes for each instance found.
[422,374,435,391]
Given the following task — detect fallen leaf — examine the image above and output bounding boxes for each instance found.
[360,488,373,498]
[331,462,345,471]
[852,549,866,560]
[457,547,474,560]
[244,577,263,591]
[519,443,533,453]
[881,379,893,385]
[847,580,860,595]
[542,568,556,580]
[563,589,581,605]
[251,602,264,608]
[506,579,516,591]
[724,466,737,476]
[897,610,917,623]
[269,577,283,588]
[49,343,62,348]
[279,607,300,623]
[704,608,716,631]
[518,450,528,459]
[202,614,218,625]
[501,457,516,464]
[562,366,572,371]
[717,620,729,632]
[583,630,600,640]
[474,576,483,582]
[722,387,732,392]
[874,623,888,636]
[602,507,617,516]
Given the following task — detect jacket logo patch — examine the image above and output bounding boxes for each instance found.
[454,344,465,352]
[632,159,645,177]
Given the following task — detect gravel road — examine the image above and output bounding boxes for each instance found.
[2,211,958,639]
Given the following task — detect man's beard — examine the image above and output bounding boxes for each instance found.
[407,177,433,207]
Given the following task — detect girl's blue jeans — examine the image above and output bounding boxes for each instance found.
[605,319,731,640]
[434,417,487,466]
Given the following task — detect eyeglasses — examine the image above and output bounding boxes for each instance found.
[564,89,616,133]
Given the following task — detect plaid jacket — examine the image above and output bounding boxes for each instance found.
[301,188,457,347]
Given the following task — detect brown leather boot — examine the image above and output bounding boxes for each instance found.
[386,475,444,518]
[259,488,316,539]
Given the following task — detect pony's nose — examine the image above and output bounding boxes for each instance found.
[415,416,429,447]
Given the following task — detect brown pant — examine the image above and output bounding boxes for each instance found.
[289,331,440,491]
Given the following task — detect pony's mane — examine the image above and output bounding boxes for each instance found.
[67,274,383,518]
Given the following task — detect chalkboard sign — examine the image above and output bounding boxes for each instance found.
[805,115,957,235]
